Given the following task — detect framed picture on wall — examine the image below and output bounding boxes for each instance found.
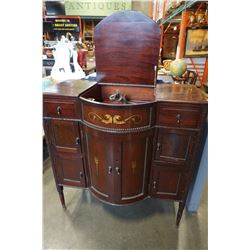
[184,27,208,57]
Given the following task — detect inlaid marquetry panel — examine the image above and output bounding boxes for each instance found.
[121,137,149,200]
[81,101,154,130]
[85,131,117,200]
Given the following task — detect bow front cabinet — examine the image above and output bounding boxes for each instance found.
[43,11,207,226]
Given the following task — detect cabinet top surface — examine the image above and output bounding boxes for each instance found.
[155,84,208,104]
[43,79,97,97]
[43,79,207,104]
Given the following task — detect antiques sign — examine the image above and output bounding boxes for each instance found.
[46,18,80,32]
[65,0,132,16]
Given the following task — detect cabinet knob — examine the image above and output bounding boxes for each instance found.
[176,114,181,124]
[153,181,157,189]
[57,106,62,116]
[108,166,112,174]
[80,172,83,179]
[75,137,80,145]
[115,167,120,175]
[156,142,161,151]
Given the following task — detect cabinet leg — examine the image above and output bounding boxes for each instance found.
[176,201,185,227]
[57,185,66,209]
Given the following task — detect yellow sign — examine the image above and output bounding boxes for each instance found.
[47,18,80,32]
[65,0,132,16]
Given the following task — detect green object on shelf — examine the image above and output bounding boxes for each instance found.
[170,59,187,77]
[42,77,53,90]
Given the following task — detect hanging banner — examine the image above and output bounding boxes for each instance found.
[65,0,132,16]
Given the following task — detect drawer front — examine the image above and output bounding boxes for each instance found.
[157,103,201,129]
[43,99,79,119]
[81,102,154,130]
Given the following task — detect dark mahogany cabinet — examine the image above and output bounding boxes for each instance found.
[84,120,154,204]
[43,11,208,226]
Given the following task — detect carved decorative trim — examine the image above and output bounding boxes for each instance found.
[88,112,142,125]
[82,119,152,134]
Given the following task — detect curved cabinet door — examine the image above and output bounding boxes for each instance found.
[85,129,117,203]
[119,132,153,203]
[84,127,153,204]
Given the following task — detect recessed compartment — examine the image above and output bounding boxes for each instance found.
[79,84,156,130]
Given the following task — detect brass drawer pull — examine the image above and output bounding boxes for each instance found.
[156,142,161,151]
[75,137,80,145]
[57,106,62,116]
[176,114,181,124]
[153,181,157,189]
[108,166,112,174]
[80,172,83,179]
[115,167,120,175]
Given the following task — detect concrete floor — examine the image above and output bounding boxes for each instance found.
[43,159,207,250]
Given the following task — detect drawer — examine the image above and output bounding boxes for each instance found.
[43,98,80,119]
[157,104,201,129]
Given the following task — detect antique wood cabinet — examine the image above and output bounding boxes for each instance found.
[43,11,208,226]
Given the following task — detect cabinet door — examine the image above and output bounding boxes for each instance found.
[154,128,197,165]
[50,120,82,153]
[119,132,152,203]
[54,152,86,187]
[150,167,185,200]
[85,130,117,203]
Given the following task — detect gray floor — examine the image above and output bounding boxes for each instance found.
[43,159,207,250]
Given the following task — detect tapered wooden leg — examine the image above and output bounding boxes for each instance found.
[57,185,66,209]
[176,201,185,226]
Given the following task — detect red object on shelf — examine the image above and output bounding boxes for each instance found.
[77,49,87,68]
